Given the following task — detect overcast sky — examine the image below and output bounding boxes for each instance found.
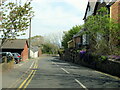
[20,0,88,38]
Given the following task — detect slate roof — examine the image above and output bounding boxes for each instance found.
[83,0,117,20]
[31,46,38,53]
[83,0,98,20]
[73,28,85,38]
[1,39,28,49]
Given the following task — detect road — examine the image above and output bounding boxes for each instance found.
[2,55,120,89]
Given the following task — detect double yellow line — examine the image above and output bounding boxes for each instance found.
[17,60,38,89]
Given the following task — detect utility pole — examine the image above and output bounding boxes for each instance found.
[28,18,31,59]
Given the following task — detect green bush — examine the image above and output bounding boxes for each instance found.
[98,55,108,63]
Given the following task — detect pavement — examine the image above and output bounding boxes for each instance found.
[2,55,120,89]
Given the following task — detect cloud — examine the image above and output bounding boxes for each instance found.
[28,0,88,37]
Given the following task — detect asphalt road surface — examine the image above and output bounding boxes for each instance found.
[2,55,120,89]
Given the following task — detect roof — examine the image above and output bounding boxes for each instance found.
[93,0,117,15]
[107,0,117,6]
[67,40,73,44]
[83,0,117,20]
[83,0,98,20]
[73,28,85,38]
[30,46,38,53]
[1,39,28,49]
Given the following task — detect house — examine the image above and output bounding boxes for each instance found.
[110,0,120,23]
[83,0,118,21]
[30,46,39,58]
[67,40,74,49]
[73,30,84,49]
[30,46,42,58]
[1,39,29,61]
[82,0,120,54]
[83,0,98,21]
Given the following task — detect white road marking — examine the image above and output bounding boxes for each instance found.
[75,79,88,90]
[61,68,70,74]
[56,65,59,67]
[52,62,56,64]
[52,62,59,67]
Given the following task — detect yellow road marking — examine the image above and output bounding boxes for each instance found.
[17,61,37,89]
[94,71,120,80]
[23,65,38,88]
[8,61,35,88]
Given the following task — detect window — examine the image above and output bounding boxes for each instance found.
[82,34,89,45]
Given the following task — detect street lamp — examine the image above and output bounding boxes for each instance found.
[28,18,31,59]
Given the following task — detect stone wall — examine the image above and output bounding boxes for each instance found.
[61,49,120,78]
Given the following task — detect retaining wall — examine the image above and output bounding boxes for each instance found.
[60,49,120,78]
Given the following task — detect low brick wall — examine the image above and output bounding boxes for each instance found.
[1,57,14,72]
[61,49,120,78]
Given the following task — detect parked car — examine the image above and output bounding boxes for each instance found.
[12,53,21,64]
[1,52,14,63]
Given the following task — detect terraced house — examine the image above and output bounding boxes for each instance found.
[70,0,120,55]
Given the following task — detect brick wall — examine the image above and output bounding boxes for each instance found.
[73,36,82,48]
[111,0,120,23]
[38,49,42,57]
[21,43,28,61]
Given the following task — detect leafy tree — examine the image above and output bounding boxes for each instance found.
[44,32,63,48]
[41,43,58,54]
[30,35,44,47]
[84,7,120,55]
[30,35,59,54]
[0,1,34,44]
[62,25,83,49]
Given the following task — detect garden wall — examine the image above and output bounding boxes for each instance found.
[1,57,14,72]
[60,49,120,78]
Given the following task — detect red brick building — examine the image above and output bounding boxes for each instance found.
[110,0,120,23]
[1,39,29,61]
[38,49,42,57]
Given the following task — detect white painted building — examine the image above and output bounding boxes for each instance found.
[30,46,39,58]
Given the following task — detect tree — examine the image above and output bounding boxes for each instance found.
[0,1,34,44]
[84,7,120,55]
[62,25,83,49]
[41,43,58,54]
[30,35,44,47]
[44,31,63,48]
[30,35,59,54]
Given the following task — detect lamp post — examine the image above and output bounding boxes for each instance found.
[28,18,31,59]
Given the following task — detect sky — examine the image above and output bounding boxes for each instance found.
[0,0,88,39]
[21,0,88,38]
